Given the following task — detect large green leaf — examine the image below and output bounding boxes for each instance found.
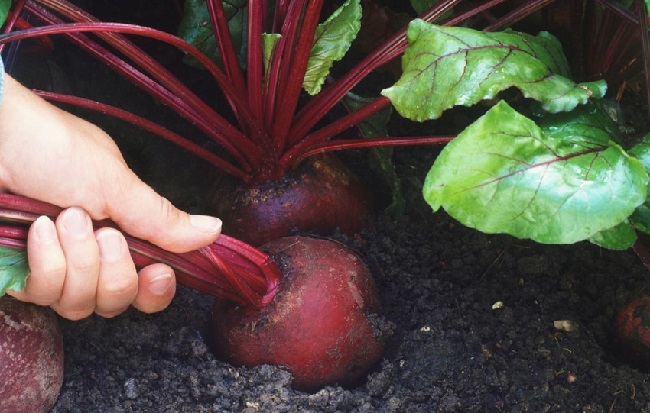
[0,247,29,296]
[177,0,247,67]
[0,0,10,26]
[303,0,362,95]
[628,135,650,235]
[423,101,647,244]
[589,222,636,250]
[382,20,606,121]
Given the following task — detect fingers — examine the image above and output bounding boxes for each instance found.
[49,207,101,320]
[103,174,222,253]
[93,228,138,318]
[131,263,176,314]
[11,208,177,320]
[9,215,66,305]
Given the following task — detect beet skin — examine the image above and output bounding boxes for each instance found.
[206,154,375,246]
[209,236,386,392]
[0,296,64,413]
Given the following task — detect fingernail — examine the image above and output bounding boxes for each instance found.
[148,272,173,296]
[96,230,126,263]
[33,216,57,244]
[60,207,92,240]
[189,215,222,234]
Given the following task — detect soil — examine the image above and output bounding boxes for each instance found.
[44,145,650,413]
[6,3,650,412]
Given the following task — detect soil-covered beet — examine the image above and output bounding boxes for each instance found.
[46,146,650,413]
[210,236,386,392]
[205,154,375,246]
[0,296,64,413]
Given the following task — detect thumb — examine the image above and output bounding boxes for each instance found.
[102,172,221,253]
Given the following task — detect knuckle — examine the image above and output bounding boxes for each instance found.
[69,254,99,274]
[99,271,138,298]
[95,308,126,319]
[55,306,95,321]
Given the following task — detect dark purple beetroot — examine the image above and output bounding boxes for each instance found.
[615,295,650,368]
[0,296,64,413]
[206,154,375,246]
[209,236,386,392]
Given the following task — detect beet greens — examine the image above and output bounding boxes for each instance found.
[1,0,647,296]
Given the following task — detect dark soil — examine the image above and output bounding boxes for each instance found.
[6,3,650,412]
[41,144,650,413]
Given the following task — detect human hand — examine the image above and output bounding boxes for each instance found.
[0,75,221,320]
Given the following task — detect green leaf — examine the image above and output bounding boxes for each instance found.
[0,0,10,26]
[262,33,281,74]
[536,100,622,147]
[382,20,607,121]
[0,247,29,296]
[628,134,650,172]
[177,0,247,68]
[589,221,637,250]
[423,101,647,244]
[627,135,650,235]
[303,0,362,95]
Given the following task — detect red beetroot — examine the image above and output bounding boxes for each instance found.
[616,296,650,367]
[0,296,64,413]
[207,154,375,246]
[209,236,385,392]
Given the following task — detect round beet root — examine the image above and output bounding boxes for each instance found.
[616,296,650,367]
[209,236,385,392]
[206,154,375,246]
[0,296,64,413]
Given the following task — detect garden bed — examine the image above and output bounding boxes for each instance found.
[47,145,650,413]
[7,4,650,410]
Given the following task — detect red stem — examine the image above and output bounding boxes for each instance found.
[35,90,252,182]
[0,19,264,171]
[0,0,27,45]
[633,239,650,273]
[483,0,558,31]
[635,0,650,126]
[29,0,254,145]
[296,136,454,163]
[0,193,281,309]
[247,0,266,122]
[594,0,640,25]
[270,0,325,153]
[287,0,464,145]
[281,96,393,170]
[272,0,289,32]
[205,0,248,100]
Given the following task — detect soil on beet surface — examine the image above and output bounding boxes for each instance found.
[8,7,650,411]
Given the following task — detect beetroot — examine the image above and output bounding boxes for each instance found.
[0,296,64,413]
[616,296,650,368]
[209,236,385,391]
[207,154,375,245]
